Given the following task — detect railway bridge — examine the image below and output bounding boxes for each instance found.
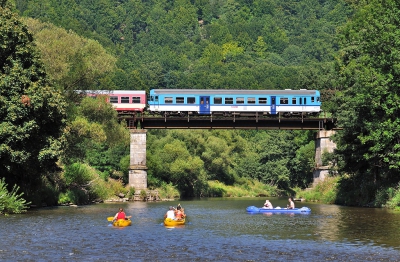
[124,115,339,190]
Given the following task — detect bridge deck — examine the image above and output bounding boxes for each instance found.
[122,116,338,130]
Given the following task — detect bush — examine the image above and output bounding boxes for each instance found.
[204,180,280,197]
[385,183,400,210]
[157,182,180,199]
[298,176,339,204]
[0,178,31,214]
[59,163,127,204]
[58,188,89,205]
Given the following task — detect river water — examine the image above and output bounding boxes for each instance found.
[1,197,400,261]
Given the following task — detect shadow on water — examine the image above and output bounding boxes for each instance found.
[1,198,400,261]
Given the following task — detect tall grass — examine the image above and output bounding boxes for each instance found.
[0,178,30,214]
[207,180,280,197]
[383,183,400,210]
[296,176,340,204]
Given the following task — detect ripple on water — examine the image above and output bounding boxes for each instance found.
[1,200,400,261]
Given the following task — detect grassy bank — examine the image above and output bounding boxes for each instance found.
[294,176,340,204]
[205,180,280,197]
[294,176,400,210]
[154,179,280,199]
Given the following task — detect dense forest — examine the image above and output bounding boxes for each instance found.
[1,0,400,212]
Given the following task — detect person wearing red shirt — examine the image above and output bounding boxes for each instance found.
[113,208,131,221]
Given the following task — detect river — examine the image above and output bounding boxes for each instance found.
[1,197,400,261]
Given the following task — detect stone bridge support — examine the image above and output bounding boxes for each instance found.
[313,130,336,186]
[129,129,147,190]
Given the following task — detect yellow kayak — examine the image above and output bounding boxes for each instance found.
[164,218,185,226]
[113,219,132,227]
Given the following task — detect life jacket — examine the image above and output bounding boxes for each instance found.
[175,210,183,219]
[117,212,126,220]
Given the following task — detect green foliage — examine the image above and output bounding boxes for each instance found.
[331,0,400,206]
[206,179,279,198]
[60,163,125,204]
[139,190,147,201]
[0,178,30,214]
[297,176,340,204]
[22,17,117,95]
[146,128,317,197]
[6,0,366,204]
[16,0,351,91]
[58,188,88,206]
[385,183,400,210]
[1,1,66,201]
[157,182,180,200]
[64,163,96,186]
[62,96,130,178]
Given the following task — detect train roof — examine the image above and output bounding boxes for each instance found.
[150,89,319,95]
[77,90,145,95]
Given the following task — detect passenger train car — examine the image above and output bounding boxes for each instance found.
[148,89,321,117]
[79,90,147,114]
[78,89,321,117]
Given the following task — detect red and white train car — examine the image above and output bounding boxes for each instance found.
[81,90,147,114]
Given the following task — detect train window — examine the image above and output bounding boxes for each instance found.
[165,97,173,104]
[280,98,288,104]
[188,97,195,104]
[259,97,267,104]
[110,96,118,103]
[311,97,315,102]
[247,97,255,104]
[292,98,297,104]
[225,97,233,104]
[303,98,306,104]
[214,97,222,104]
[176,97,184,104]
[121,97,130,103]
[236,97,244,104]
[132,97,141,103]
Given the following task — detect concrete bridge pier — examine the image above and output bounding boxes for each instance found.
[313,130,336,186]
[129,129,148,190]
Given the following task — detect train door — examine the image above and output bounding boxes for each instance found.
[271,96,276,115]
[199,96,210,114]
[152,95,159,111]
[300,97,306,111]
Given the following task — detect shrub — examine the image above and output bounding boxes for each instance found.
[0,178,31,214]
[298,176,339,204]
[157,182,180,199]
[385,183,400,210]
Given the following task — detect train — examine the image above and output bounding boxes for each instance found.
[80,89,321,117]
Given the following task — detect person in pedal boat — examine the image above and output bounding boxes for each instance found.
[113,208,131,221]
[175,204,185,220]
[164,206,176,220]
[262,200,273,209]
[287,197,295,209]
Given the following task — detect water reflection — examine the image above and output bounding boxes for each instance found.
[1,198,400,261]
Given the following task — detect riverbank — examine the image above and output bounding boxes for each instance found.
[295,175,400,210]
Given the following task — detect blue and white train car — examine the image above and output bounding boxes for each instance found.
[148,89,321,117]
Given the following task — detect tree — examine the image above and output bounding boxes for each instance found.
[334,0,400,205]
[0,1,66,202]
[23,18,117,97]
